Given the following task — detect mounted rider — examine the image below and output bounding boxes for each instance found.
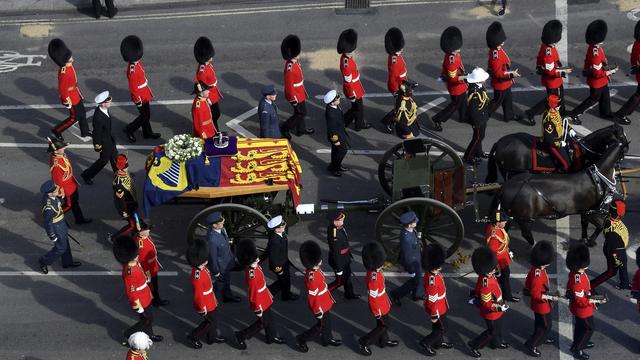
[541,94,576,172]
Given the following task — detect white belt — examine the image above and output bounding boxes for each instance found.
[399,72,407,77]
[351,75,360,83]
[428,292,446,302]
[496,295,503,302]
[258,285,267,293]
[147,256,156,264]
[318,287,328,296]
[293,80,304,87]
[135,283,147,291]
[212,80,217,87]
[137,81,148,89]
[203,287,213,295]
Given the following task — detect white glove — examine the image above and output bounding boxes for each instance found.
[408,273,416,278]
[136,307,145,314]
[499,304,509,312]
[560,141,567,147]
[336,271,344,276]
[509,251,514,259]
[569,129,577,138]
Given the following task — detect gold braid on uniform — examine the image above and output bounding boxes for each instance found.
[468,90,489,110]
[605,219,629,248]
[395,99,417,125]
[114,174,134,192]
[541,110,563,139]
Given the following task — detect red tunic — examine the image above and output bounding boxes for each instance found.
[196,63,222,104]
[136,234,159,278]
[630,40,640,83]
[305,268,335,315]
[524,266,552,315]
[191,266,218,314]
[284,60,307,103]
[127,62,154,104]
[488,48,513,91]
[567,271,595,319]
[125,350,147,360]
[58,64,82,107]
[387,53,407,94]
[475,274,503,321]
[191,96,216,139]
[536,44,564,89]
[340,54,365,99]
[441,53,467,96]
[485,224,510,270]
[366,270,391,318]
[50,154,78,203]
[423,272,448,318]
[583,45,609,89]
[632,269,640,312]
[245,265,273,313]
[122,262,152,310]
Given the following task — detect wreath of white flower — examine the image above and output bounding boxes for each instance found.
[165,134,203,162]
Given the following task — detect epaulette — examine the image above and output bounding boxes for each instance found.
[60,66,66,74]
[139,239,144,248]
[199,64,205,72]
[482,276,488,287]
[127,267,132,275]
[129,64,135,73]
[546,47,551,56]
[308,271,314,280]
[575,274,581,282]
[429,275,435,286]
[593,47,599,57]
[492,50,499,59]
[195,100,201,108]
[391,55,397,64]
[535,269,541,277]
[287,62,292,71]
[249,269,255,279]
[372,272,377,281]
[195,270,200,280]
[449,54,455,64]
[343,57,349,68]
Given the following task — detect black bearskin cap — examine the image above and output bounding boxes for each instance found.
[186,238,209,267]
[422,243,446,272]
[48,38,72,67]
[120,35,143,62]
[440,26,463,53]
[472,246,497,275]
[235,239,258,268]
[541,20,562,45]
[281,34,301,60]
[337,28,358,54]
[530,240,554,267]
[566,244,590,272]
[300,240,322,269]
[194,36,214,64]
[384,27,405,54]
[486,22,506,48]
[585,19,607,45]
[362,242,386,271]
[113,235,138,265]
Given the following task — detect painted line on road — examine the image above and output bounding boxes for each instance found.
[0,142,156,150]
[0,270,178,276]
[315,148,465,157]
[418,96,446,114]
[556,0,569,84]
[225,107,258,138]
[556,216,574,360]
[294,271,559,279]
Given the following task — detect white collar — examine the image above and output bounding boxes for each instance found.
[99,106,109,117]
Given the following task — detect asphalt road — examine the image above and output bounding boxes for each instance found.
[0,0,639,359]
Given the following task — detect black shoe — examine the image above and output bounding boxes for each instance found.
[81,131,92,138]
[468,342,481,358]
[586,239,597,248]
[420,340,436,356]
[355,123,372,131]
[573,350,589,360]
[433,121,443,132]
[123,129,136,142]
[62,261,81,269]
[391,292,401,306]
[479,152,489,159]
[330,170,342,177]
[506,296,521,303]
[385,340,399,347]
[150,334,163,342]
[412,295,424,302]
[585,342,594,349]
[223,295,241,303]
[38,259,48,274]
[439,342,454,349]
[358,339,372,356]
[524,110,536,126]
[339,166,350,172]
[544,338,555,345]
[385,123,394,133]
[280,125,292,140]
[616,283,632,290]
[570,116,582,126]
[76,218,93,225]
[81,174,93,185]
[295,336,309,353]
[345,293,361,300]
[143,133,161,139]
[267,337,286,345]
[498,7,505,16]
[527,346,541,357]
[283,293,299,301]
[235,331,247,350]
[324,338,342,347]
[152,299,170,307]
[188,335,203,349]
[51,131,64,142]
[213,336,226,343]
[616,115,631,125]
[495,342,509,349]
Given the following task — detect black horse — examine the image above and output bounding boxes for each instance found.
[486,124,627,182]
[493,140,626,246]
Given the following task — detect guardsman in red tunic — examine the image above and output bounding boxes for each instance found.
[357,242,398,356]
[468,247,509,358]
[126,332,152,360]
[47,137,91,225]
[419,244,453,356]
[295,240,341,353]
[432,26,467,132]
[234,239,285,349]
[281,34,314,139]
[191,81,217,139]
[632,247,640,312]
[568,20,617,125]
[135,221,169,307]
[120,35,160,142]
[338,29,371,131]
[47,39,90,139]
[486,22,523,123]
[526,20,572,124]
[524,241,559,357]
[485,205,519,301]
[194,36,223,131]
[113,154,139,237]
[186,238,225,349]
[614,22,640,125]
[113,235,163,344]
[381,27,408,132]
[566,244,607,360]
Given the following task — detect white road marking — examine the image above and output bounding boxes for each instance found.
[0,271,178,276]
[0,50,46,73]
[418,96,446,114]
[556,0,569,83]
[293,271,559,279]
[0,142,156,150]
[628,242,638,260]
[225,107,258,138]
[555,216,574,360]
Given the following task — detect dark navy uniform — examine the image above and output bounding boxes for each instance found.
[39,194,75,268]
[265,230,295,300]
[463,83,490,164]
[325,102,350,174]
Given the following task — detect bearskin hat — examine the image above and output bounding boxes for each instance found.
[300,240,322,269]
[422,243,446,272]
[486,22,506,48]
[440,26,463,53]
[362,242,386,271]
[48,38,72,67]
[120,35,143,63]
[113,235,138,264]
[541,20,562,45]
[530,240,554,267]
[194,36,214,64]
[384,27,405,54]
[635,20,640,40]
[337,28,358,54]
[186,238,209,267]
[235,239,258,268]
[281,34,301,60]
[585,19,607,45]
[566,244,590,272]
[471,246,497,275]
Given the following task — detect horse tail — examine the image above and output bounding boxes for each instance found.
[485,143,499,183]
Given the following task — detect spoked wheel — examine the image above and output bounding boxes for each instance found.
[186,203,270,254]
[375,198,464,261]
[377,138,464,196]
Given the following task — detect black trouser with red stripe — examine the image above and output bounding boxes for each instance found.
[488,87,517,122]
[62,190,87,224]
[433,94,467,124]
[526,312,552,348]
[344,98,366,129]
[114,215,136,238]
[210,102,221,132]
[284,101,308,135]
[422,314,447,348]
[53,101,89,137]
[529,86,566,117]
[572,316,594,351]
[124,306,155,339]
[591,249,629,289]
[616,83,640,119]
[569,85,612,119]
[297,311,334,344]
[237,307,278,342]
[469,317,503,349]
[463,124,486,162]
[359,315,390,347]
[191,311,220,341]
[125,102,154,137]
